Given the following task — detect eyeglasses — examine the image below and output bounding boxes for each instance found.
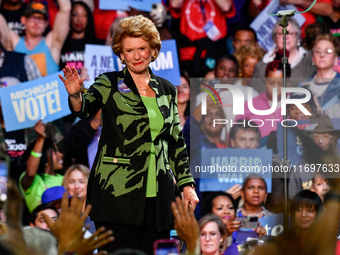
[310,133,333,141]
[275,32,298,37]
[28,15,46,24]
[200,232,221,240]
[312,48,334,56]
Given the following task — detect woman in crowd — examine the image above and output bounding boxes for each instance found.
[251,18,315,92]
[19,120,64,212]
[59,1,101,72]
[62,164,90,198]
[199,214,228,255]
[237,174,271,218]
[59,1,103,135]
[289,190,323,248]
[59,15,198,254]
[201,191,266,251]
[299,33,340,119]
[204,55,239,83]
[219,45,265,123]
[62,164,96,233]
[234,44,266,88]
[310,173,330,203]
[235,51,291,138]
[177,70,190,130]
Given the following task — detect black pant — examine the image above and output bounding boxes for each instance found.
[95,197,170,255]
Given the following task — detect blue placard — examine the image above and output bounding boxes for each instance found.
[0,72,71,132]
[259,213,284,236]
[198,148,272,192]
[99,0,161,12]
[277,119,340,166]
[84,40,181,89]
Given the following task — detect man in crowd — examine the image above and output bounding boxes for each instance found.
[232,27,257,53]
[29,203,59,231]
[289,113,340,199]
[0,0,71,76]
[229,119,261,149]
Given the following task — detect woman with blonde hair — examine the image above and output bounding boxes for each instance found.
[59,15,198,254]
[62,164,90,198]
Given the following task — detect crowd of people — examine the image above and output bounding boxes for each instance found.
[0,0,340,254]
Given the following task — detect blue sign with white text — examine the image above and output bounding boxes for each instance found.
[99,0,161,12]
[0,72,71,132]
[259,213,284,236]
[199,148,273,192]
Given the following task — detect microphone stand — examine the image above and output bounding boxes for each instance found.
[277,12,294,240]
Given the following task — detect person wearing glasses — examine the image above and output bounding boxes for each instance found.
[289,113,340,199]
[0,0,71,76]
[299,33,340,119]
[250,18,315,93]
[198,214,228,255]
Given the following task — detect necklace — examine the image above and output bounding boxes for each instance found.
[240,207,264,218]
[137,85,151,91]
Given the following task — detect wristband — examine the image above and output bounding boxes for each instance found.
[324,192,340,203]
[31,151,42,158]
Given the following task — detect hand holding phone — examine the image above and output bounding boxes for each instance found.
[226,219,241,234]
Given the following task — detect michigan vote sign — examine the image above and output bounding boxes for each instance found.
[0,72,71,132]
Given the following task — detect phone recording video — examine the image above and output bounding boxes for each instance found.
[236,216,258,230]
[154,239,180,255]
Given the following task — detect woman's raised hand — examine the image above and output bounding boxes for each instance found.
[59,66,85,97]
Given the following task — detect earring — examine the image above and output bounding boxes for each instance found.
[151,56,156,60]
[122,60,126,65]
[312,62,315,65]
[219,240,224,253]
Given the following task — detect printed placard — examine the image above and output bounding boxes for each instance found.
[0,72,71,132]
[198,148,273,192]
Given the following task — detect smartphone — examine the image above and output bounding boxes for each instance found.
[154,239,180,255]
[236,216,258,230]
[0,153,9,209]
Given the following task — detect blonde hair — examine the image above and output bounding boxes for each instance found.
[234,44,266,78]
[111,15,161,61]
[62,164,90,189]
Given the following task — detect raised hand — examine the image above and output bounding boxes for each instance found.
[59,66,84,97]
[34,119,46,138]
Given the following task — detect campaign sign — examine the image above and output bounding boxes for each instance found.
[259,213,284,236]
[198,148,272,192]
[250,0,305,51]
[84,40,181,89]
[84,44,117,89]
[277,118,340,166]
[0,72,71,132]
[99,0,160,12]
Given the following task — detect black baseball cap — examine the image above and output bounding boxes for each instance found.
[24,2,48,20]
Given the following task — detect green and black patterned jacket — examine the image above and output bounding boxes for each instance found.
[70,68,194,230]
